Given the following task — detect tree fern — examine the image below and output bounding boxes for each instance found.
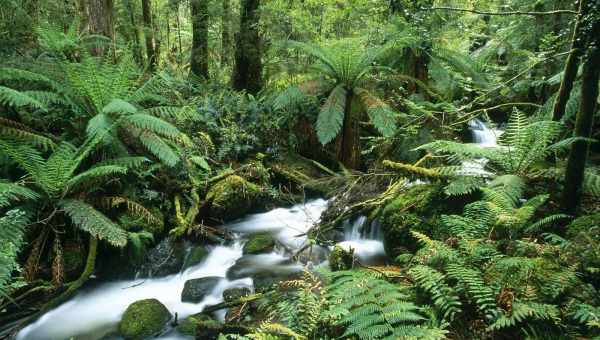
[316,84,346,144]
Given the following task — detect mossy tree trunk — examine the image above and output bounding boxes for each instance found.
[551,0,588,121]
[190,0,209,78]
[561,30,600,214]
[141,0,156,71]
[337,91,361,169]
[233,0,263,94]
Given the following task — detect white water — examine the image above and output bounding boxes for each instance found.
[17,199,329,340]
[461,119,503,176]
[336,217,385,264]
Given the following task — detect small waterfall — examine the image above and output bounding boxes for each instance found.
[336,217,385,264]
[461,119,503,176]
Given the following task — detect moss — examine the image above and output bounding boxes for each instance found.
[118,299,171,340]
[207,175,263,220]
[183,246,209,270]
[329,245,355,271]
[243,233,275,255]
[269,153,337,195]
[380,184,446,257]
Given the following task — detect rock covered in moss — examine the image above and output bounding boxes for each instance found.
[140,236,186,277]
[242,233,275,255]
[380,184,445,257]
[329,245,355,271]
[223,287,252,302]
[181,276,222,302]
[118,299,171,339]
[207,175,263,220]
[183,246,209,270]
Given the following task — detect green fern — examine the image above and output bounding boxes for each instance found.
[0,209,30,297]
[446,263,499,320]
[409,265,462,321]
[489,302,559,331]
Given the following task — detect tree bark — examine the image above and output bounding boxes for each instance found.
[87,0,114,56]
[221,0,232,65]
[190,0,209,78]
[560,47,600,215]
[233,0,263,94]
[551,0,588,121]
[337,92,361,169]
[141,0,156,71]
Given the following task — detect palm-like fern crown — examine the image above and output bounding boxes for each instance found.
[275,39,398,145]
[0,56,191,167]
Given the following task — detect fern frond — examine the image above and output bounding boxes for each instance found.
[0,117,56,150]
[138,132,180,166]
[409,265,462,321]
[59,199,127,247]
[0,86,46,110]
[316,84,346,145]
[66,165,128,192]
[489,302,559,331]
[0,181,40,208]
[355,87,396,137]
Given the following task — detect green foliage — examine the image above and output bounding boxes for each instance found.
[0,209,30,296]
[323,270,447,339]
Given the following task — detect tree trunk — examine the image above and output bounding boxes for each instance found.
[560,46,600,215]
[87,0,114,56]
[141,0,156,71]
[233,0,263,94]
[551,0,588,121]
[221,0,232,65]
[123,0,143,65]
[337,91,361,169]
[190,0,209,78]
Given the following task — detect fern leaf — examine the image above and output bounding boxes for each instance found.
[59,199,127,247]
[316,84,346,145]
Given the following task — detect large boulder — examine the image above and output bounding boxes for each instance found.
[118,299,171,339]
[206,175,263,221]
[140,237,186,277]
[242,233,275,255]
[181,277,222,303]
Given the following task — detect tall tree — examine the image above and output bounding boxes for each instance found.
[141,0,156,71]
[87,0,114,55]
[221,0,232,65]
[233,0,263,94]
[190,0,209,78]
[561,1,600,214]
[551,0,588,121]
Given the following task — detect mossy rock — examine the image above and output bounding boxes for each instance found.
[243,233,275,255]
[175,314,212,336]
[118,299,171,339]
[207,175,263,220]
[183,246,209,270]
[380,184,446,257]
[223,287,252,303]
[329,245,355,271]
[181,276,222,303]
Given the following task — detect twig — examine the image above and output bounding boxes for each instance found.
[429,6,577,16]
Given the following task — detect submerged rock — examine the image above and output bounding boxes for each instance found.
[181,276,222,302]
[242,233,275,255]
[207,175,263,221]
[118,299,171,339]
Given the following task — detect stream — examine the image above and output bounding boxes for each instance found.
[16,119,499,340]
[17,199,385,340]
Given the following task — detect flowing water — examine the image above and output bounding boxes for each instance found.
[460,119,503,176]
[17,198,386,340]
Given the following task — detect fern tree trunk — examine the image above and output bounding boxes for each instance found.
[551,0,588,121]
[337,92,361,169]
[233,0,263,94]
[561,41,600,214]
[190,0,209,78]
[141,0,156,71]
[221,0,232,66]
